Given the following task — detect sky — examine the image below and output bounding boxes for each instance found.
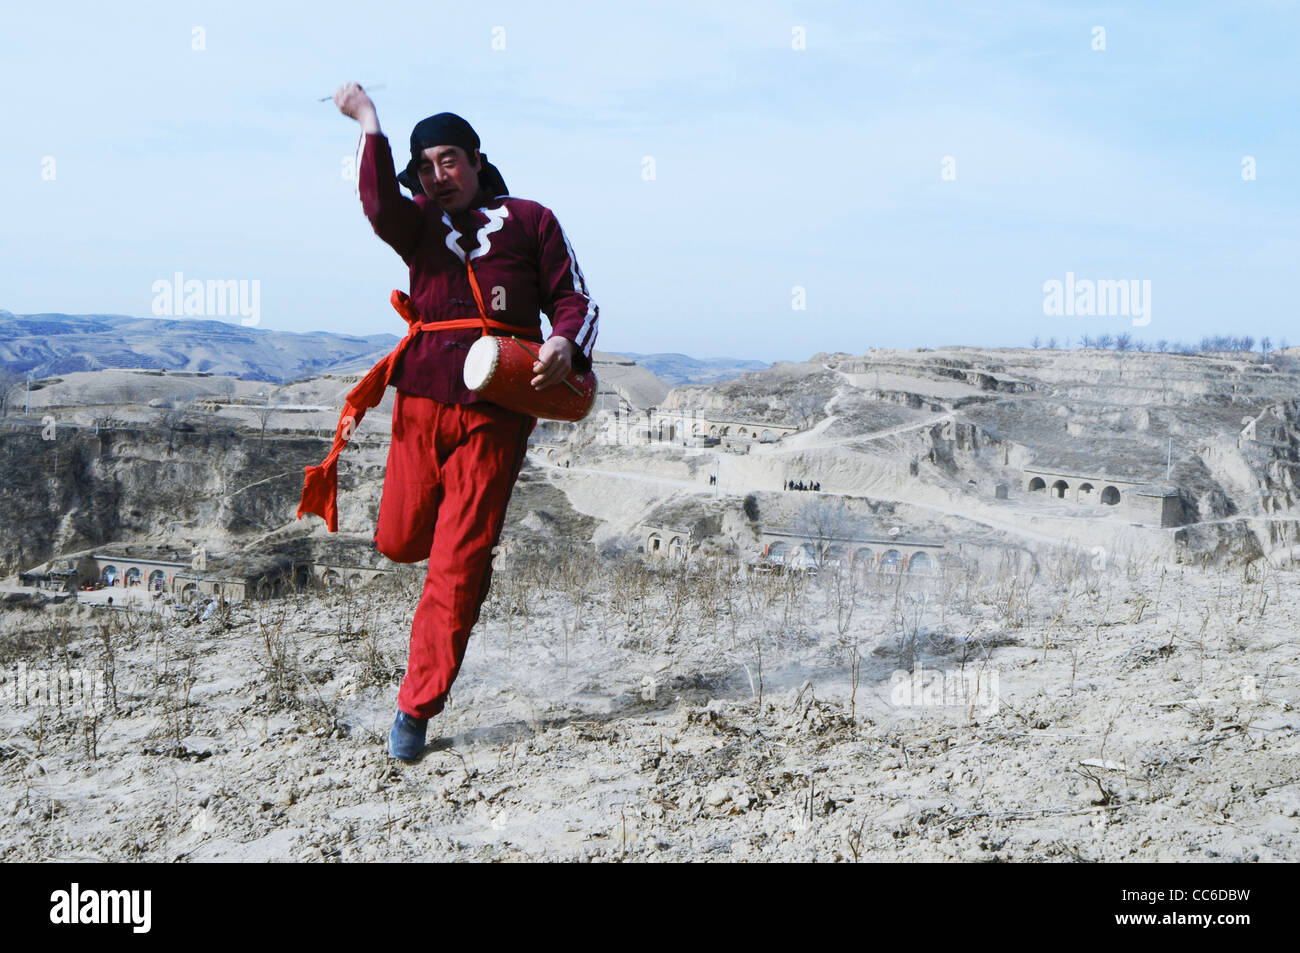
[2,1,1297,362]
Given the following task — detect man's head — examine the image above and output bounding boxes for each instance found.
[399,111,509,210]
[417,144,482,214]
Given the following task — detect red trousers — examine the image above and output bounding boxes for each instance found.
[375,391,536,719]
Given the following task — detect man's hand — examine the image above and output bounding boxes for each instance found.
[531,336,577,389]
[333,82,380,133]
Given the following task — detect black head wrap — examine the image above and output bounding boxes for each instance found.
[395,112,509,200]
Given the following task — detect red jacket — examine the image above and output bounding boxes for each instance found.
[297,133,599,531]
[360,132,598,403]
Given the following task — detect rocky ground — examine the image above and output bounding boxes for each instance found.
[1,548,1296,862]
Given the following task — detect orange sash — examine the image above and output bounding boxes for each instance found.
[297,268,540,532]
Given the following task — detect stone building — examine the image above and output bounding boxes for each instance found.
[641,525,692,561]
[759,529,945,573]
[647,410,798,447]
[1022,467,1185,527]
[87,548,295,603]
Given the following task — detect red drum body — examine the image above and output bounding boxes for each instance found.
[463,335,597,422]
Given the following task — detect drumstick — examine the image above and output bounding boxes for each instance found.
[510,337,584,396]
[318,83,386,102]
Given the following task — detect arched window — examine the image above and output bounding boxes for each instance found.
[853,547,874,568]
[1077,482,1095,500]
[148,570,166,592]
[788,544,816,571]
[1028,477,1047,492]
[324,569,342,589]
[881,549,904,571]
[101,565,118,585]
[124,567,142,587]
[908,552,933,572]
[1101,485,1121,505]
[648,533,662,553]
[766,541,787,564]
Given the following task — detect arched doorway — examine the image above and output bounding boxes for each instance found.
[1101,486,1121,505]
[124,567,142,587]
[789,544,816,571]
[1028,477,1046,492]
[881,549,904,571]
[1052,480,1069,499]
[908,552,933,572]
[148,569,166,592]
[101,565,118,585]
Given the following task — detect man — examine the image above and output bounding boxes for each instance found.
[311,82,598,761]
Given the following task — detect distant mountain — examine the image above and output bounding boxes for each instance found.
[611,352,768,387]
[0,310,399,383]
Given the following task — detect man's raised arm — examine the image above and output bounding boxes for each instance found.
[333,81,424,261]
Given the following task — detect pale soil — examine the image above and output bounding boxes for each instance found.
[1,552,1296,863]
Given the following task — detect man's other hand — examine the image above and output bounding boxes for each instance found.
[531,336,577,389]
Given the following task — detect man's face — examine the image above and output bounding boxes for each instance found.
[418,145,482,213]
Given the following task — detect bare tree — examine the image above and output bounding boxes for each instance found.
[794,497,856,569]
[787,394,824,431]
[156,399,206,452]
[0,367,29,417]
[255,386,281,447]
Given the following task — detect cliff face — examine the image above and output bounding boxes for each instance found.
[0,420,345,574]
[0,413,597,578]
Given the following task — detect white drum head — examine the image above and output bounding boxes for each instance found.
[463,336,499,391]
